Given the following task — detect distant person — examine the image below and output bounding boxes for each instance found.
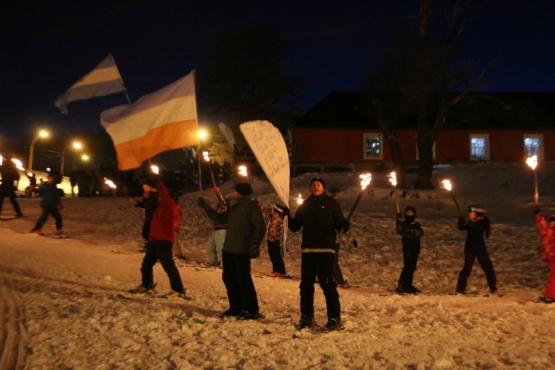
[129,181,159,252]
[68,168,78,197]
[456,205,497,295]
[25,172,37,198]
[534,206,555,303]
[198,193,229,268]
[286,177,350,331]
[129,177,187,299]
[263,204,288,277]
[30,173,64,236]
[0,154,24,217]
[220,182,266,320]
[395,206,424,295]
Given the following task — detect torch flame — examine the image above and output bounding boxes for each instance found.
[441,179,453,191]
[359,173,372,191]
[388,171,397,187]
[526,155,538,170]
[297,194,304,205]
[150,165,159,175]
[104,177,117,189]
[202,151,210,162]
[238,165,248,177]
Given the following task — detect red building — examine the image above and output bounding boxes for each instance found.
[290,92,555,171]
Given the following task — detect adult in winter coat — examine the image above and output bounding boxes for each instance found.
[286,177,350,331]
[129,179,186,298]
[198,195,229,267]
[456,205,497,294]
[220,182,266,320]
[30,173,64,235]
[534,206,555,303]
[0,154,23,217]
[129,181,159,250]
[395,206,424,295]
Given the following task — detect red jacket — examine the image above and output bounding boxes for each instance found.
[149,181,178,243]
[535,213,555,261]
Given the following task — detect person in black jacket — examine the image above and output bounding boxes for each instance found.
[395,206,424,295]
[220,182,266,320]
[30,173,64,235]
[286,177,349,331]
[130,182,159,252]
[198,195,229,267]
[0,154,23,217]
[456,204,497,294]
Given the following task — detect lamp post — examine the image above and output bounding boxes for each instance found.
[197,129,207,191]
[61,141,82,176]
[28,130,49,173]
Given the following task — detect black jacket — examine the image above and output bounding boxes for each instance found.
[222,196,266,257]
[458,216,490,253]
[200,202,229,230]
[396,218,423,247]
[288,193,347,250]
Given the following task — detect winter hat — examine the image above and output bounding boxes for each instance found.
[235,182,252,196]
[310,177,326,190]
[468,204,486,215]
[404,206,416,216]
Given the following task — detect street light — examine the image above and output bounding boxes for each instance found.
[61,141,82,175]
[197,129,207,191]
[81,154,90,162]
[28,130,49,173]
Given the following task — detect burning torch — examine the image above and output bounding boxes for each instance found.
[388,171,400,214]
[526,155,539,206]
[341,173,371,248]
[202,151,225,203]
[441,179,462,216]
[238,165,249,183]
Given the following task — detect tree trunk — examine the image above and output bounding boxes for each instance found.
[415,133,435,189]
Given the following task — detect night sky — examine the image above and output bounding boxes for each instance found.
[1,0,554,142]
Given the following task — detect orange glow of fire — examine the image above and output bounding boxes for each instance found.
[238,165,248,177]
[359,173,372,190]
[526,155,538,170]
[297,194,304,205]
[388,171,397,187]
[202,151,210,162]
[104,177,117,189]
[441,179,453,191]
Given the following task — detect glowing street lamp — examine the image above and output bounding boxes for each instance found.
[61,141,82,175]
[81,154,90,162]
[28,130,49,173]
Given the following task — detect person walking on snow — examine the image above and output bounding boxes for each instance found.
[198,192,229,267]
[285,177,350,331]
[30,173,64,236]
[0,154,24,217]
[395,206,424,295]
[129,181,158,252]
[534,206,555,303]
[456,204,497,295]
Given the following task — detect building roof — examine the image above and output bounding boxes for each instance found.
[293,91,555,130]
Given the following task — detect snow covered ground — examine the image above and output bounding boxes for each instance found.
[1,162,555,369]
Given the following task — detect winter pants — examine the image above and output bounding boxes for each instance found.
[300,252,340,319]
[0,185,22,215]
[205,229,226,264]
[268,240,286,274]
[456,251,497,292]
[140,240,185,293]
[33,206,63,230]
[222,252,259,314]
[543,259,555,299]
[398,243,421,288]
[332,243,346,284]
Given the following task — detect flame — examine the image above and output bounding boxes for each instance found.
[202,151,210,162]
[388,171,397,187]
[104,177,117,189]
[441,179,453,191]
[526,155,538,170]
[297,194,304,205]
[238,165,248,177]
[359,173,372,190]
[150,165,159,175]
[0,156,25,171]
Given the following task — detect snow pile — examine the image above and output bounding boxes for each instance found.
[1,162,555,369]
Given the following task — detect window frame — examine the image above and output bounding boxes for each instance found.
[523,134,544,160]
[469,134,490,161]
[363,133,383,160]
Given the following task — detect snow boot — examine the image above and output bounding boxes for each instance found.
[295,314,315,329]
[129,284,155,294]
[323,317,343,331]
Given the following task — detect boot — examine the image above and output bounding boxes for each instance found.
[324,317,343,331]
[295,314,315,329]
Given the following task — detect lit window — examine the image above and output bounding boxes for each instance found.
[524,134,543,159]
[469,134,489,160]
[364,133,383,159]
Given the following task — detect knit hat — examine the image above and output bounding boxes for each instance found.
[468,204,486,215]
[310,177,326,190]
[404,206,416,216]
[235,182,252,196]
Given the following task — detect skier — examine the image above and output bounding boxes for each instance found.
[129,181,158,252]
[534,206,555,303]
[263,204,288,277]
[30,173,64,236]
[395,206,424,295]
[198,192,229,267]
[456,204,497,295]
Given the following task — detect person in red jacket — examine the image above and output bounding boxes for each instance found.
[129,178,186,298]
[534,206,555,303]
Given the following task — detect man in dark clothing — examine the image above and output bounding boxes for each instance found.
[0,155,24,217]
[198,195,229,267]
[395,206,424,294]
[286,177,350,331]
[30,173,63,235]
[130,182,159,251]
[220,182,266,320]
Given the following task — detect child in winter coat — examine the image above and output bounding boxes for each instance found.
[395,206,424,294]
[456,204,497,294]
[198,195,229,267]
[263,204,288,277]
[534,207,555,303]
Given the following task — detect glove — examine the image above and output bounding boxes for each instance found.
[197,197,205,206]
[534,207,541,215]
[213,186,221,194]
[250,243,260,259]
[342,220,350,234]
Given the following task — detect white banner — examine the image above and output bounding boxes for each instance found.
[218,122,235,151]
[239,120,289,206]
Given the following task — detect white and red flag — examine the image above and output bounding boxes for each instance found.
[54,54,127,114]
[100,71,199,171]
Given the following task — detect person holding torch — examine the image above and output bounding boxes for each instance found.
[533,205,555,303]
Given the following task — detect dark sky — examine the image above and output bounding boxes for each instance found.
[1,0,554,142]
